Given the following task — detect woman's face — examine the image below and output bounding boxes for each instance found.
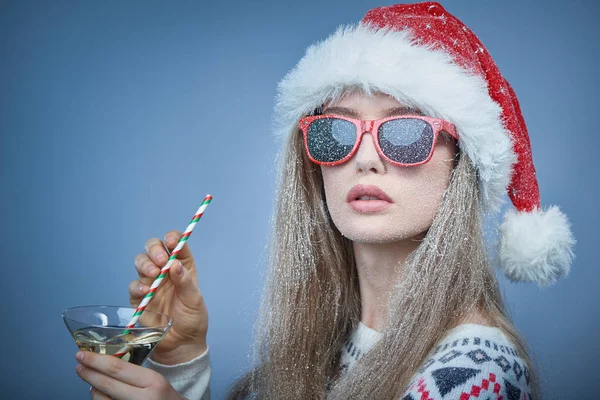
[320,92,457,243]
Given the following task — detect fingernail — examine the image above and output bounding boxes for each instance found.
[155,252,165,262]
[90,386,95,394]
[76,364,83,374]
[147,266,156,275]
[176,261,184,275]
[140,285,146,293]
[75,351,84,361]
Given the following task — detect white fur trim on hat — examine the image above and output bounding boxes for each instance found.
[499,206,575,287]
[274,23,517,213]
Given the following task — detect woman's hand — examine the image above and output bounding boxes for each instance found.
[130,230,208,365]
[75,351,184,399]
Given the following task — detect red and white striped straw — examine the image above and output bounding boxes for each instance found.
[113,195,213,358]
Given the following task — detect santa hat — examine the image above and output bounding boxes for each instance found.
[274,2,575,287]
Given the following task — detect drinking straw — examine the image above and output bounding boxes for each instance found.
[113,194,212,358]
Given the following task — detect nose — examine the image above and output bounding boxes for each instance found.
[353,131,386,174]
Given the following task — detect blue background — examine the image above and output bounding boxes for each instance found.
[1,1,597,398]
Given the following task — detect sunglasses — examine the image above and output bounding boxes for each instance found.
[298,114,458,167]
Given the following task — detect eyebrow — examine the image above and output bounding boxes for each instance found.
[321,106,424,118]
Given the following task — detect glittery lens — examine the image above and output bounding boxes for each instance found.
[378,118,434,164]
[307,118,356,162]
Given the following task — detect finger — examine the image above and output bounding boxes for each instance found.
[169,260,202,306]
[134,253,160,282]
[128,280,149,301]
[144,238,169,267]
[164,230,194,262]
[76,351,154,388]
[90,387,112,400]
[77,363,138,400]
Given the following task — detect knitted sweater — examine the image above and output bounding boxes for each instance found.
[340,322,533,399]
[145,322,532,399]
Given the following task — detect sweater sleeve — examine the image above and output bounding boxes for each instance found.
[143,346,212,400]
[400,328,532,399]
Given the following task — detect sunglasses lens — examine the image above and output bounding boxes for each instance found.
[307,118,356,163]
[377,118,434,164]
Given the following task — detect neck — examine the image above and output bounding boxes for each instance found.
[354,237,422,331]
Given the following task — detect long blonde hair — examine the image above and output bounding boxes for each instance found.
[228,110,540,399]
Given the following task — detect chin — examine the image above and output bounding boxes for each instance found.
[336,222,425,244]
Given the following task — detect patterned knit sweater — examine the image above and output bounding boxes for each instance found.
[340,322,533,399]
[145,322,532,399]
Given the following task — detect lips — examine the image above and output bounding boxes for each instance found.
[346,184,393,213]
[346,184,393,203]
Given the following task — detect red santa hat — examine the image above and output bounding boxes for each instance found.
[274,2,575,287]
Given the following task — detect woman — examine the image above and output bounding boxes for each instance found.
[74,2,575,399]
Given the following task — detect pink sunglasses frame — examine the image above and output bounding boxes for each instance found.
[298,114,459,167]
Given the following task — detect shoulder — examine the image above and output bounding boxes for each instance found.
[401,324,533,400]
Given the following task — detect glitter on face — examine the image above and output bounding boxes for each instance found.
[319,92,456,245]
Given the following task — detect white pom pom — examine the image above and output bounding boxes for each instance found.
[498,206,575,287]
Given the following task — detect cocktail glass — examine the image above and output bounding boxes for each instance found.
[62,305,173,365]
